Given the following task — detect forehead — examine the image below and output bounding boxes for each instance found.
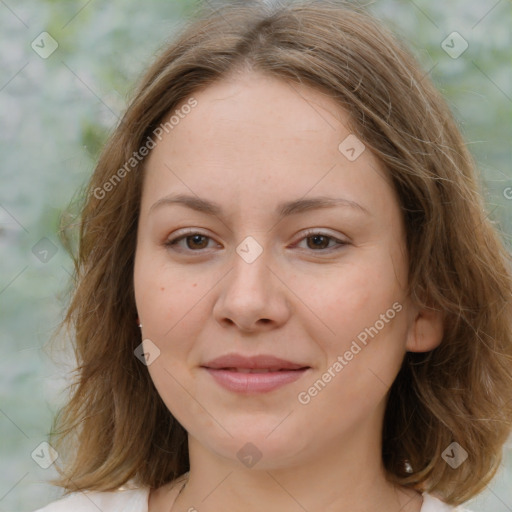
[140,70,396,221]
[155,70,353,158]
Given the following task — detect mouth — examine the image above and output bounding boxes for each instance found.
[201,365,311,393]
[211,367,309,373]
[201,353,311,393]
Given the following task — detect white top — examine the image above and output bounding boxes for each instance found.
[33,485,473,512]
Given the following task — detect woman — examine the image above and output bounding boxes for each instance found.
[35,1,512,511]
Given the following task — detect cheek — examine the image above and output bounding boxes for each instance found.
[309,257,404,344]
[147,358,207,434]
[134,253,201,338]
[302,252,408,408]
[134,269,169,335]
[134,260,205,422]
[301,305,407,433]
[133,253,214,411]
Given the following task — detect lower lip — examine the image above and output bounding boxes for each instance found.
[203,368,309,393]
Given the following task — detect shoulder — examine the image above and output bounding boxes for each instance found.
[421,493,473,512]
[33,486,150,512]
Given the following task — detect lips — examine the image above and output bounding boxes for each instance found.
[222,368,282,373]
[202,353,309,371]
[201,354,311,393]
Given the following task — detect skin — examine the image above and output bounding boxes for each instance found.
[133,69,444,512]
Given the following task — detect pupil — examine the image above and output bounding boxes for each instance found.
[309,235,328,249]
[189,235,207,249]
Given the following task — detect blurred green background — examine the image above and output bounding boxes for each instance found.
[1,0,510,511]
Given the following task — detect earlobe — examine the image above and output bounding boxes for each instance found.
[405,306,445,353]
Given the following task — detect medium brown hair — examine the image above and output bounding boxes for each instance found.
[49,0,512,505]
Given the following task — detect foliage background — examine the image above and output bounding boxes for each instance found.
[0,0,510,510]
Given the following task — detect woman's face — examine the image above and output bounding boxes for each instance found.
[133,70,440,470]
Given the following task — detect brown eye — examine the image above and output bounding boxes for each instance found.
[306,234,331,250]
[294,231,348,252]
[164,232,217,252]
[184,234,210,250]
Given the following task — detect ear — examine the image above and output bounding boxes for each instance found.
[405,305,444,353]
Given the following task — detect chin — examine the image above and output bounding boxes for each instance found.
[193,424,312,470]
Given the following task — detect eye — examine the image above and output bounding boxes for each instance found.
[293,230,349,252]
[164,229,349,254]
[164,231,219,252]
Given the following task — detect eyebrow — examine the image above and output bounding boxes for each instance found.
[148,193,370,218]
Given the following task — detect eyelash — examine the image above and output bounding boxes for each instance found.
[163,229,349,254]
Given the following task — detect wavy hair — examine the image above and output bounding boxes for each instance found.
[48,0,512,505]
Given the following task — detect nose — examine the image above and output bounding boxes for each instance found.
[212,244,291,333]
